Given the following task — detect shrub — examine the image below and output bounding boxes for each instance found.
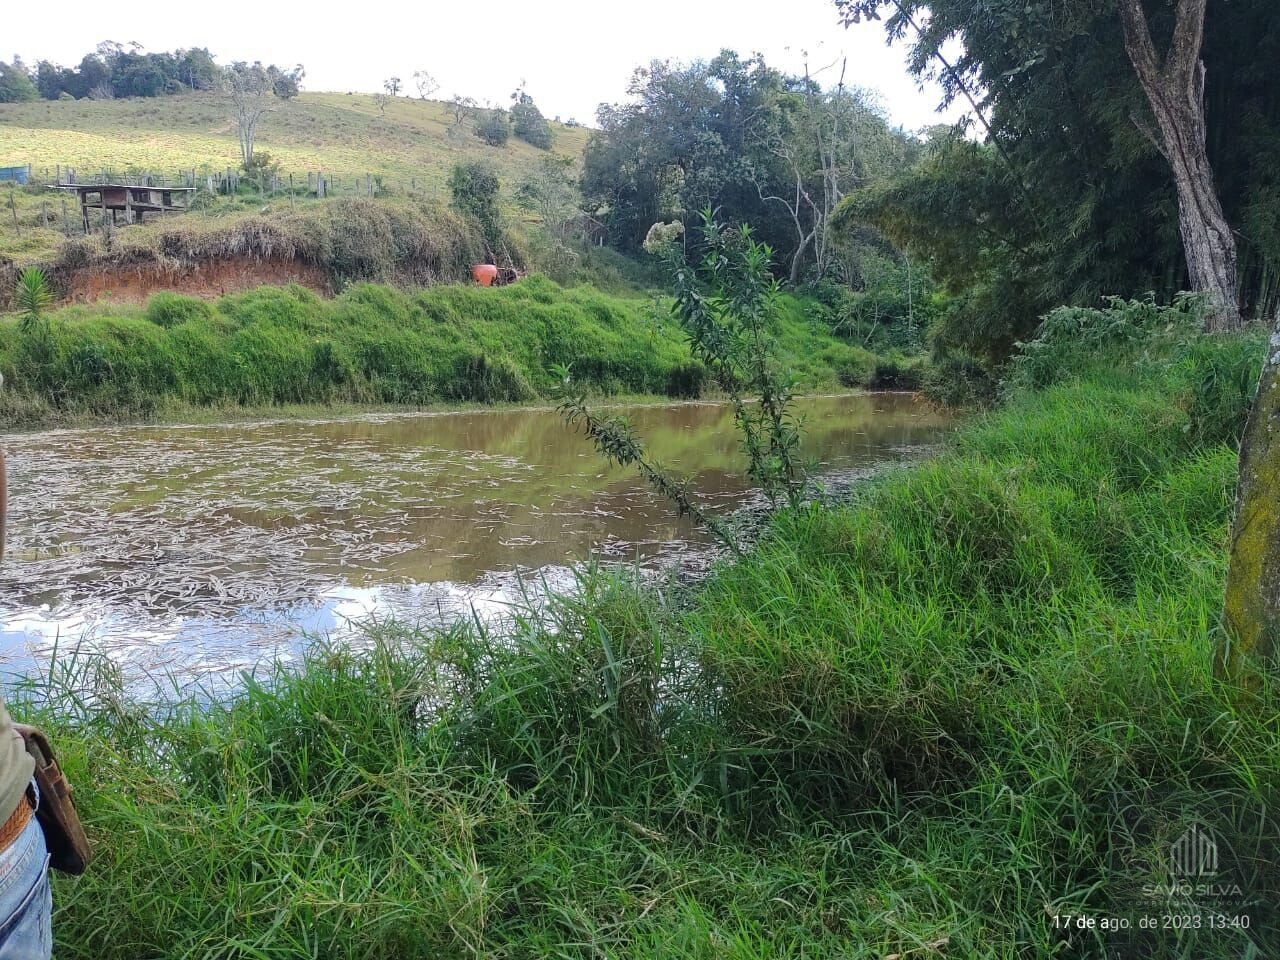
[511,97,553,149]
[474,108,511,147]
[448,161,503,258]
[663,361,706,399]
[144,292,214,328]
[869,355,925,390]
[923,351,998,407]
[1007,293,1206,392]
[835,356,874,388]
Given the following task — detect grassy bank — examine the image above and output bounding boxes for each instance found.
[0,195,505,299]
[8,301,1276,957]
[0,275,877,427]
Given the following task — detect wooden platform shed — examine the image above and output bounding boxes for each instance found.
[50,182,196,230]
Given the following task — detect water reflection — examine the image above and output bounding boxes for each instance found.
[0,394,950,686]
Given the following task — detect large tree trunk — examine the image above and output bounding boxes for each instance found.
[1117,0,1242,332]
[790,232,814,287]
[1224,318,1280,670]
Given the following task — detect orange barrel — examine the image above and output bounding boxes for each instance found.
[471,264,498,286]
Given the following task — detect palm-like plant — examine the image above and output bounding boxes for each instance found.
[15,267,53,335]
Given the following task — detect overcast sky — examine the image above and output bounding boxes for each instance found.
[9,0,965,131]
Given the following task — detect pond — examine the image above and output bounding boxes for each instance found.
[0,394,951,688]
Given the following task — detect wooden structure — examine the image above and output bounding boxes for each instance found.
[50,182,196,230]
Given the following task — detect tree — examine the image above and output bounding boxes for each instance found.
[1224,315,1280,671]
[34,61,65,99]
[450,94,476,127]
[269,63,304,100]
[0,60,39,103]
[516,154,579,238]
[449,160,503,257]
[26,45,294,101]
[224,62,273,168]
[833,135,1045,364]
[510,82,553,149]
[474,107,511,147]
[581,50,912,278]
[1115,0,1240,331]
[383,77,402,97]
[582,54,788,255]
[176,47,220,91]
[71,53,111,99]
[413,70,439,100]
[751,60,896,285]
[834,0,1278,343]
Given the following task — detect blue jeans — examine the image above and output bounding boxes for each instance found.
[0,784,51,960]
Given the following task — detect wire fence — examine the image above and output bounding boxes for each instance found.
[4,163,456,240]
[19,163,449,201]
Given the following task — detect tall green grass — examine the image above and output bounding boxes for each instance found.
[0,277,875,425]
[9,305,1278,957]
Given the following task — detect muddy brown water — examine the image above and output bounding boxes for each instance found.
[0,394,950,689]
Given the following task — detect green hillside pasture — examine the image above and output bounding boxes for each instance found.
[0,91,589,187]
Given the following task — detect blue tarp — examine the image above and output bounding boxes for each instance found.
[0,166,30,184]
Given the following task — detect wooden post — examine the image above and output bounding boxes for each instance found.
[289,174,295,210]
[125,188,133,225]
[7,187,19,238]
[366,172,373,197]
[61,196,69,236]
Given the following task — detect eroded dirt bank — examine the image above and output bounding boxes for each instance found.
[61,255,331,304]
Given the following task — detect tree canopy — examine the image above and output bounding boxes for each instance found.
[19,43,299,102]
[581,50,917,283]
[834,0,1280,359]
[0,59,40,103]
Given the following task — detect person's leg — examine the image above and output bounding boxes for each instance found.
[0,795,52,960]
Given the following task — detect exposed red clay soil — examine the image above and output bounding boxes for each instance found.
[64,256,331,305]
